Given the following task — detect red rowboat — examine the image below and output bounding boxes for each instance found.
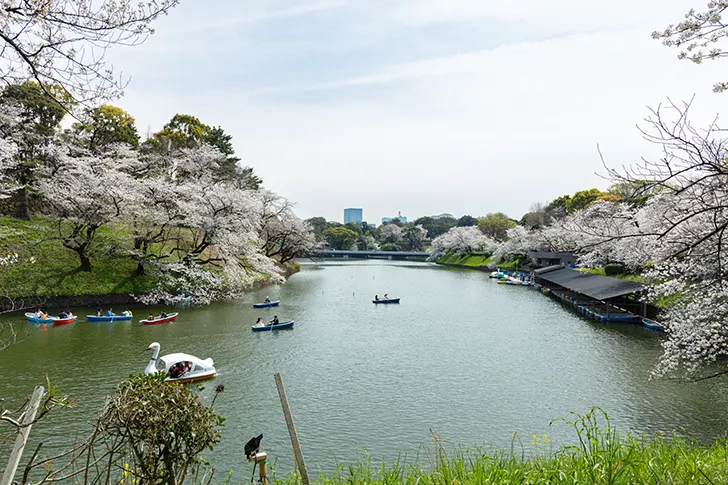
[52,315,77,326]
[140,312,178,325]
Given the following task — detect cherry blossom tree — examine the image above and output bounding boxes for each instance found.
[429,226,497,260]
[0,0,179,106]
[653,1,728,93]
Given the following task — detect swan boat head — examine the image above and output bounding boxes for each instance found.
[144,342,216,383]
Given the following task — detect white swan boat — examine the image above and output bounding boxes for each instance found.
[144,342,217,384]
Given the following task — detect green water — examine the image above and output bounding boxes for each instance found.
[2,260,728,479]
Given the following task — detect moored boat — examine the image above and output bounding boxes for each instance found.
[86,314,133,322]
[642,318,665,331]
[253,300,280,308]
[144,342,216,383]
[140,313,178,325]
[251,320,295,331]
[373,298,400,304]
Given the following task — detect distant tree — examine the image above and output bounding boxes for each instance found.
[344,222,363,235]
[323,226,358,250]
[477,213,517,241]
[652,1,728,93]
[2,82,70,136]
[456,215,478,227]
[0,0,179,106]
[565,188,604,213]
[379,223,404,246]
[147,114,260,187]
[414,215,457,238]
[305,217,328,239]
[75,104,140,149]
[402,225,427,251]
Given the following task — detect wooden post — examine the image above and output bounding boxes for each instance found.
[274,373,310,485]
[2,386,44,485]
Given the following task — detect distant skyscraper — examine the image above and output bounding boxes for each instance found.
[382,211,407,224]
[344,208,363,224]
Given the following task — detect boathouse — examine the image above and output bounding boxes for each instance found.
[533,265,658,321]
[528,251,576,268]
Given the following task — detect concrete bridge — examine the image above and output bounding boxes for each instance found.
[311,249,430,260]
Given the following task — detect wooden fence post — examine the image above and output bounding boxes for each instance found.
[2,386,45,485]
[274,373,310,485]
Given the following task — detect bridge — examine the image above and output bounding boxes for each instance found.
[311,249,430,260]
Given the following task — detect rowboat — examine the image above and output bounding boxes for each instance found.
[372,298,400,304]
[25,313,77,325]
[86,314,133,322]
[252,320,294,331]
[253,300,280,308]
[642,318,665,331]
[140,313,178,325]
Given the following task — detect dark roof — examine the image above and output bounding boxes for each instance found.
[533,265,563,275]
[535,267,644,300]
[528,251,574,258]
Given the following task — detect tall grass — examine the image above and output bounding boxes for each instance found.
[270,408,728,485]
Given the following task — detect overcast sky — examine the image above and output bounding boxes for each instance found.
[106,0,728,224]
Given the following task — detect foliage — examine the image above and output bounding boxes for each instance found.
[75,104,140,149]
[279,408,728,485]
[401,225,427,251]
[429,227,497,260]
[305,217,328,240]
[413,215,457,238]
[1,82,70,137]
[324,226,358,250]
[653,1,728,93]
[0,0,179,106]
[21,374,223,485]
[456,215,478,227]
[476,213,516,241]
[603,263,626,276]
[565,188,604,213]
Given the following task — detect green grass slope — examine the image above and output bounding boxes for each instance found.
[0,217,159,298]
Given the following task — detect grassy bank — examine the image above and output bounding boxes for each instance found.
[436,253,519,270]
[273,409,728,485]
[0,216,159,298]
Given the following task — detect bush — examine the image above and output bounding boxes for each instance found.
[604,263,626,276]
[380,243,400,251]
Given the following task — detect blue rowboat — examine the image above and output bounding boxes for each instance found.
[251,320,294,331]
[373,298,400,304]
[643,318,665,331]
[253,300,280,308]
[86,315,133,322]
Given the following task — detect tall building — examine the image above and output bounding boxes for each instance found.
[344,208,363,224]
[382,211,407,224]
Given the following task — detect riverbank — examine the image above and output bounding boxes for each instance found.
[436,252,518,270]
[276,409,728,485]
[0,216,300,311]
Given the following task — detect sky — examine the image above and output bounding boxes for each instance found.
[105,0,728,224]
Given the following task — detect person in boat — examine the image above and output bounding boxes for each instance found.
[161,311,168,318]
[121,310,131,317]
[148,313,155,321]
[264,296,271,303]
[58,311,67,318]
[375,295,379,300]
[66,310,73,318]
[256,317,263,325]
[97,309,102,317]
[106,309,115,317]
[269,315,279,325]
[383,293,389,300]
[35,309,43,318]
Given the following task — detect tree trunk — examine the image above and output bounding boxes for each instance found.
[79,252,92,272]
[13,187,30,220]
[135,261,145,276]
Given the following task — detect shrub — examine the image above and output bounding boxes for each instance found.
[604,263,626,275]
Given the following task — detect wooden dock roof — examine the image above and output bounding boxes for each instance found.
[533,266,644,301]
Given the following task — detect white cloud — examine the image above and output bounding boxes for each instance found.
[108,0,728,223]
